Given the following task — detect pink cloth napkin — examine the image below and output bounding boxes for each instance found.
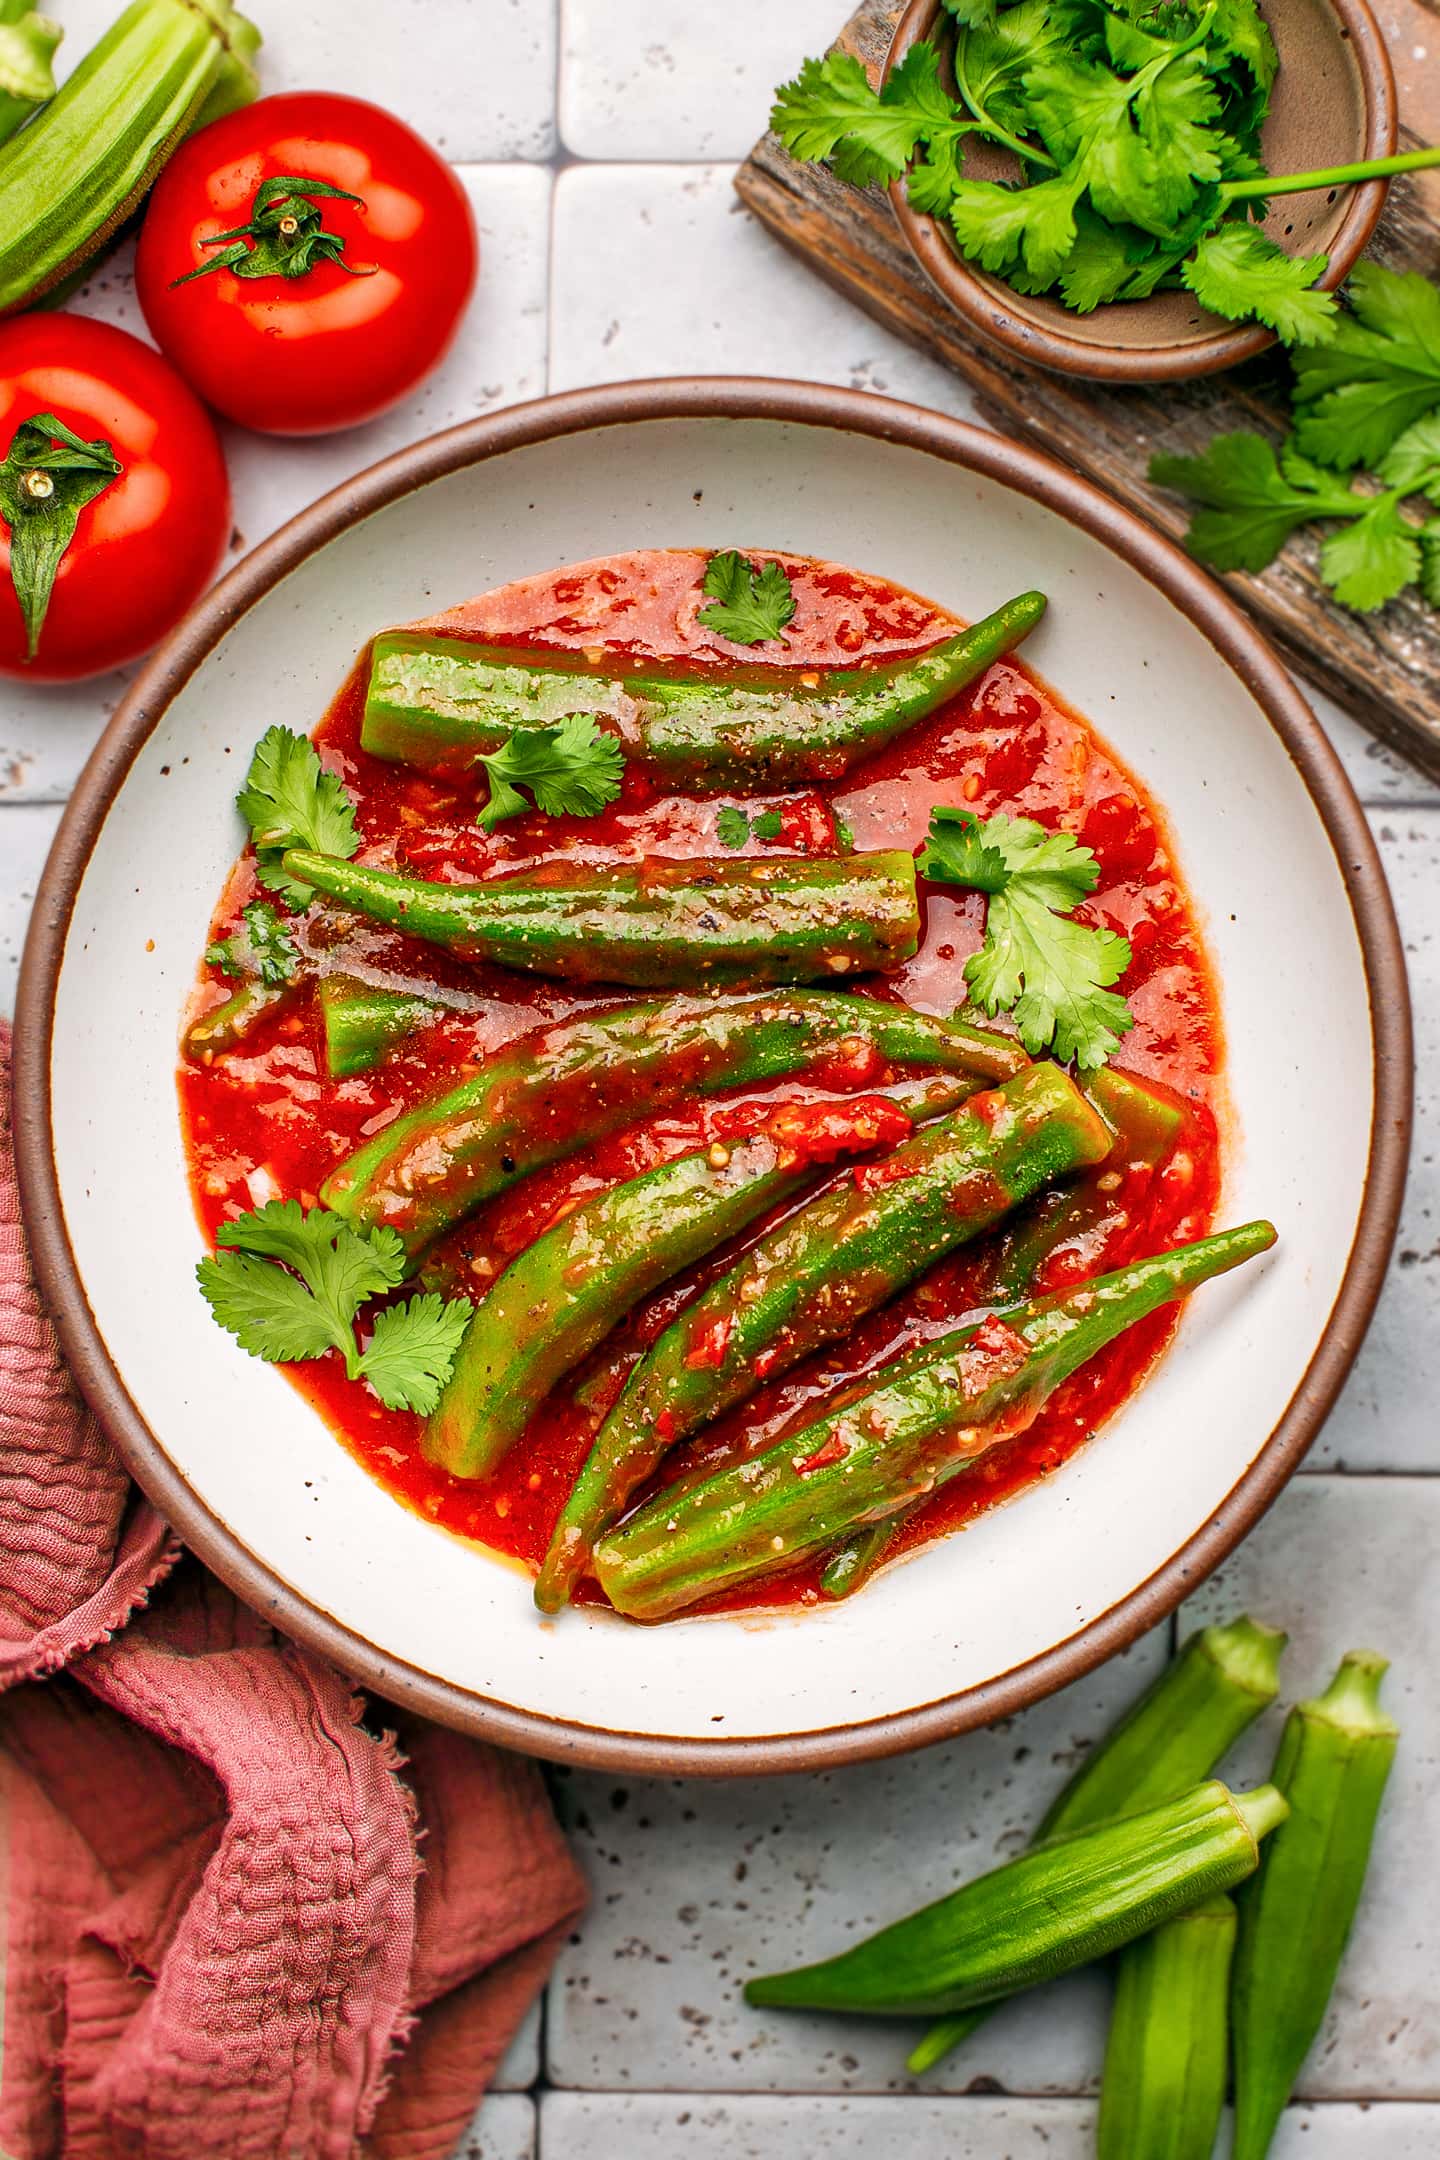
[0,1020,586,2159]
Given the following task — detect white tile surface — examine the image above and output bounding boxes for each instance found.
[539,2094,1440,2158]
[545,1629,1171,2095]
[48,0,557,162]
[548,164,983,419]
[0,805,62,1016]
[494,1999,543,2092]
[1307,815,1439,1472]
[454,2092,536,2159]
[559,1,842,161]
[1184,1479,1440,2100]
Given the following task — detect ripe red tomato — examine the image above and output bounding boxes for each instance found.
[0,314,230,683]
[136,93,478,436]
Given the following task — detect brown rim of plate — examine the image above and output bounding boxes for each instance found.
[885,0,1399,385]
[13,377,1412,1777]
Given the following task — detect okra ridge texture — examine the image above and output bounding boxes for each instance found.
[360,588,1048,790]
[283,847,922,990]
[593,1220,1276,1623]
[537,1061,1115,1613]
[321,990,1026,1263]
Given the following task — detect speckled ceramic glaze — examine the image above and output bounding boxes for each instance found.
[14,382,1410,1772]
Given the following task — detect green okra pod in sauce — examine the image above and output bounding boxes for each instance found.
[362,589,1047,790]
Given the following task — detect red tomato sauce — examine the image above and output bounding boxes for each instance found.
[179,550,1224,1618]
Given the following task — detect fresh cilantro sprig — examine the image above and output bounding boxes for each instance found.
[237,726,360,906]
[205,900,301,986]
[697,551,797,645]
[770,11,1440,342]
[198,1199,471,1414]
[1290,260,1440,470]
[921,805,1134,1071]
[477,713,625,831]
[716,805,784,849]
[1151,415,1440,612]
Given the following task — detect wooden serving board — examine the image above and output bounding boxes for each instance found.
[736,0,1440,782]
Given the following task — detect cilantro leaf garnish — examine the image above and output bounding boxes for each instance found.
[921,806,1134,1071]
[205,900,301,986]
[358,1293,474,1414]
[237,726,359,907]
[1182,222,1336,345]
[697,551,798,646]
[198,1199,471,1414]
[770,44,961,189]
[716,805,783,849]
[1151,421,1440,611]
[1292,260,1440,470]
[476,712,625,831]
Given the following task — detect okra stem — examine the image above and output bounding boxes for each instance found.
[744,1780,1286,2018]
[182,975,304,1060]
[909,1611,1287,2072]
[1231,1650,1398,2160]
[361,591,1048,792]
[285,847,921,990]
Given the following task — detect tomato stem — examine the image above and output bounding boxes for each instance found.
[171,171,379,286]
[0,411,122,661]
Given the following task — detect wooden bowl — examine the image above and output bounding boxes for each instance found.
[886,0,1398,383]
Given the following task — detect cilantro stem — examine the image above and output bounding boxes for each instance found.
[952,38,1057,170]
[1221,148,1440,203]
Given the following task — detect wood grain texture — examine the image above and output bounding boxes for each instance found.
[736,0,1440,782]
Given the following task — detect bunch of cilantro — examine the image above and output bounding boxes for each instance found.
[772,0,1428,342]
[1151,261,1440,611]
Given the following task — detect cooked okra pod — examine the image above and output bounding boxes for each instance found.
[593,1221,1275,1623]
[910,1610,1288,2071]
[1097,1895,1236,2160]
[538,1062,1112,1609]
[1231,1651,1398,2160]
[744,1780,1287,2018]
[822,1066,1186,1602]
[182,975,304,1060]
[322,989,1025,1263]
[361,591,1047,791]
[318,975,437,1077]
[427,1088,960,1480]
[284,847,921,989]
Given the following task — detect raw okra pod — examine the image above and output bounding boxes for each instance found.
[744,1781,1287,2018]
[361,591,1047,791]
[1097,1895,1236,2160]
[284,847,921,990]
[1231,1650,1398,2160]
[910,1611,1287,2072]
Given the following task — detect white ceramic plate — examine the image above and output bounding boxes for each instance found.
[15,382,1411,1773]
